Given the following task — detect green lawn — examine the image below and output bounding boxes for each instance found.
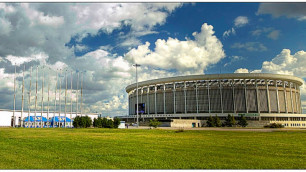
[0,128,305,169]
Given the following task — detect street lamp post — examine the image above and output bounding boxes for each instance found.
[133,64,140,127]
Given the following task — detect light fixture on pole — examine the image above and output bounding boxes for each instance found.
[133,64,140,127]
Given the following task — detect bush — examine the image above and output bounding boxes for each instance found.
[206,115,215,127]
[223,114,236,127]
[93,117,120,128]
[73,116,92,128]
[264,123,284,128]
[213,115,222,127]
[113,117,121,128]
[238,115,248,127]
[149,119,161,128]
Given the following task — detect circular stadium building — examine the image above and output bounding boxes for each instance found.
[124,73,306,128]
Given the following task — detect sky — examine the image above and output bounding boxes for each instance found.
[0,2,305,116]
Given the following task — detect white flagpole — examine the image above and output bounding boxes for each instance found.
[81,72,83,117]
[59,70,62,128]
[35,66,38,128]
[76,72,79,117]
[28,67,32,128]
[65,71,67,128]
[13,64,16,128]
[41,66,44,128]
[70,71,72,128]
[54,70,57,128]
[21,65,25,127]
[47,67,50,128]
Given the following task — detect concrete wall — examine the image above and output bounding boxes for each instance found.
[170,119,202,128]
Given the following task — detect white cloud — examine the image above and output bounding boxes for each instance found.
[234,68,249,73]
[223,16,248,38]
[231,42,267,52]
[5,53,49,66]
[267,30,280,40]
[125,23,225,74]
[234,16,249,27]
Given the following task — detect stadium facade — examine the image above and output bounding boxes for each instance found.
[124,73,306,128]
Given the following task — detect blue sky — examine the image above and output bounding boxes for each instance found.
[0,3,305,115]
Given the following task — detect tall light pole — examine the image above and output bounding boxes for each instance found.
[41,66,44,128]
[13,64,16,128]
[133,64,140,127]
[28,66,32,128]
[21,65,25,127]
[54,69,58,128]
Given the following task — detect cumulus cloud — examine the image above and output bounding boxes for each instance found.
[234,68,249,73]
[125,23,225,74]
[0,3,183,116]
[223,16,248,38]
[231,42,267,52]
[257,3,306,21]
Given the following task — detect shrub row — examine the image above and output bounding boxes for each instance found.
[264,123,284,128]
[93,117,121,128]
[206,114,248,127]
[73,116,92,128]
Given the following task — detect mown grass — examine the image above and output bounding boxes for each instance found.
[0,128,305,169]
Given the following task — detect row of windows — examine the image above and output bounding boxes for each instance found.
[284,123,306,127]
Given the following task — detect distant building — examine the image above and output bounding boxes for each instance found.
[0,110,98,127]
[123,73,305,128]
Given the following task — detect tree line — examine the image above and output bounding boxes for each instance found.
[206,114,248,127]
[73,116,121,128]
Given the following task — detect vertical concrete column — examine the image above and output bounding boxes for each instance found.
[163,84,166,114]
[295,84,299,114]
[141,87,143,103]
[232,80,236,114]
[173,83,176,114]
[255,79,260,113]
[275,80,280,113]
[154,85,157,115]
[207,80,211,113]
[219,80,224,114]
[299,86,302,114]
[244,79,248,113]
[196,82,199,114]
[147,87,149,115]
[290,82,294,114]
[266,79,271,113]
[284,81,288,113]
[184,81,187,114]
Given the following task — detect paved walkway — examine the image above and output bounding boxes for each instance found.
[125,126,306,132]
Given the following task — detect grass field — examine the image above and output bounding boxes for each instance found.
[0,128,305,169]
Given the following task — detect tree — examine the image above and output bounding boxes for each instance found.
[149,119,160,128]
[113,117,121,128]
[101,118,108,128]
[105,119,114,128]
[224,114,236,127]
[213,115,221,127]
[73,116,80,128]
[238,115,248,127]
[206,115,215,127]
[73,116,92,128]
